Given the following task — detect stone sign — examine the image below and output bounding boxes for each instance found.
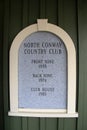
[18,31,67,109]
[9,19,78,117]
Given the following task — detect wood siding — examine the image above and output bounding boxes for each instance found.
[0,0,87,129]
[0,0,4,129]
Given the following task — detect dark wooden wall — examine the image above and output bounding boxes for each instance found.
[0,0,87,130]
[0,0,4,129]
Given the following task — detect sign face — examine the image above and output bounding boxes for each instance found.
[18,31,67,109]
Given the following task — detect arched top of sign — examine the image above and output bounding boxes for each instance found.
[8,19,78,117]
